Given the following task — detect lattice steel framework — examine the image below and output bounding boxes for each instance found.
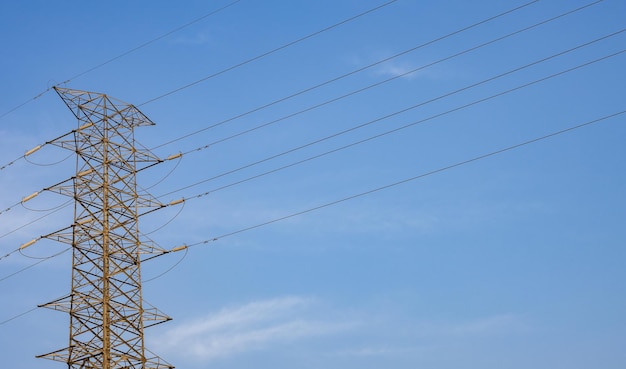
[38,87,174,369]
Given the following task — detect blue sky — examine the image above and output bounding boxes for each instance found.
[1,1,625,368]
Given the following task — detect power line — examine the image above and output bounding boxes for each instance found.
[0,224,181,284]
[2,33,620,250]
[0,196,183,269]
[169,48,625,201]
[143,247,190,283]
[0,306,39,326]
[0,245,180,325]
[2,4,617,346]
[0,0,596,172]
[23,152,73,167]
[0,0,624,322]
[175,14,621,163]
[0,0,400,172]
[137,0,400,107]
[0,154,25,172]
[1,34,621,264]
[0,193,70,217]
[0,128,75,173]
[4,108,623,326]
[63,0,243,83]
[0,248,71,283]
[0,203,182,281]
[0,148,179,232]
[0,0,242,121]
[156,37,625,200]
[0,249,19,261]
[0,202,70,241]
[150,0,548,150]
[186,109,625,245]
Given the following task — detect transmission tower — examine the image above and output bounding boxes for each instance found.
[35,87,174,369]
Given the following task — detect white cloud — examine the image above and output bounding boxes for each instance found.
[345,51,428,81]
[151,296,352,362]
[147,295,530,367]
[185,320,342,360]
[376,62,421,80]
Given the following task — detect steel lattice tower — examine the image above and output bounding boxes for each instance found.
[37,87,174,369]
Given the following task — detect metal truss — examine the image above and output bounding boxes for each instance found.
[37,87,174,369]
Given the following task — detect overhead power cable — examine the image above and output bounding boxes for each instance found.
[0,147,180,221]
[138,0,400,107]
[0,194,186,266]
[0,155,180,242]
[0,32,621,255]
[23,153,73,167]
[0,225,184,284]
[185,109,625,246]
[0,0,242,121]
[143,246,190,283]
[0,0,591,171]
[0,126,76,174]
[175,9,619,161]
[0,155,24,172]
[0,39,612,268]
[1,99,179,176]
[166,47,625,200]
[156,37,625,200]
[151,0,549,150]
[0,1,614,323]
[0,307,39,326]
[0,202,70,241]
[1,38,606,269]
[0,248,71,283]
[3,108,623,326]
[0,0,401,171]
[0,249,19,262]
[3,0,614,331]
[3,35,615,243]
[62,0,243,84]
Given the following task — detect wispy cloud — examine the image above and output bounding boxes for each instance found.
[149,292,528,365]
[151,296,352,361]
[375,61,423,80]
